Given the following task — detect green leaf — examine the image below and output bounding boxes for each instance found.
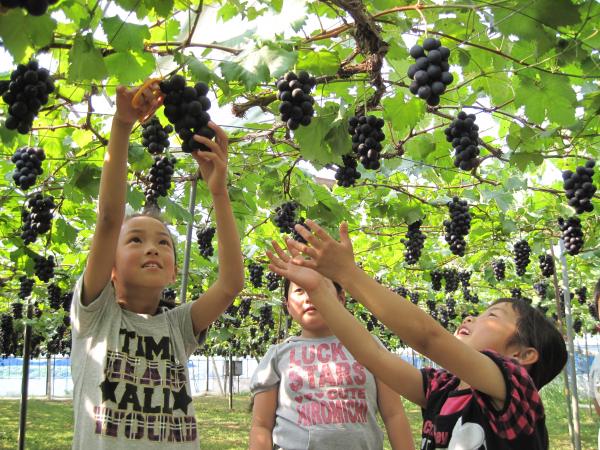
[55,218,78,246]
[383,95,425,135]
[294,103,340,165]
[68,34,108,82]
[0,10,29,61]
[297,50,340,76]
[104,51,155,84]
[510,152,544,172]
[185,57,213,83]
[144,0,175,16]
[28,14,56,49]
[102,16,150,52]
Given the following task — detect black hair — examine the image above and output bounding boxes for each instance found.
[124,208,178,266]
[492,298,567,389]
[283,277,342,300]
[595,278,600,303]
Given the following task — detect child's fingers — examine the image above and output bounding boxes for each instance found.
[271,240,291,262]
[192,135,221,154]
[305,219,334,243]
[285,239,301,258]
[293,223,321,248]
[266,250,287,271]
[291,255,318,270]
[208,121,229,151]
[287,239,318,259]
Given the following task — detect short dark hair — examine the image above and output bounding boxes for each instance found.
[283,278,342,300]
[594,278,600,304]
[124,209,178,265]
[492,298,567,389]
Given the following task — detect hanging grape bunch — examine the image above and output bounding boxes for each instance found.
[11,147,45,190]
[144,155,177,207]
[533,281,547,299]
[34,254,55,282]
[538,254,554,278]
[258,304,274,329]
[562,159,596,214]
[513,239,531,276]
[402,220,426,265]
[21,193,55,245]
[0,314,15,356]
[273,201,298,234]
[444,197,471,256]
[275,71,316,130]
[443,268,459,293]
[2,60,55,134]
[48,283,62,310]
[573,318,582,335]
[266,272,281,291]
[348,114,385,170]
[458,270,471,288]
[430,269,443,291]
[334,154,361,188]
[159,75,213,153]
[141,116,173,154]
[444,111,480,171]
[197,226,216,259]
[492,259,506,281]
[575,286,587,305]
[18,275,34,299]
[0,0,58,15]
[558,216,584,255]
[11,302,23,320]
[407,38,453,106]
[248,262,264,288]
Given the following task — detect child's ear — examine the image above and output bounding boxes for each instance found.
[515,347,539,367]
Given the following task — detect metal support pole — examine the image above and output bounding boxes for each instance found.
[206,357,209,393]
[18,302,32,450]
[211,357,224,395]
[585,333,592,419]
[556,240,582,450]
[179,177,198,304]
[229,353,233,410]
[46,355,52,400]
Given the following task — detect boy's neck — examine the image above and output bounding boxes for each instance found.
[115,285,162,315]
[300,328,335,339]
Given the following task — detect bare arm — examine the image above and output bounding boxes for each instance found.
[289,220,508,404]
[377,379,415,450]
[189,123,244,334]
[595,398,600,417]
[82,84,162,306]
[249,389,277,450]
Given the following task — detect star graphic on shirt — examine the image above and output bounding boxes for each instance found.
[99,379,119,404]
[172,387,192,414]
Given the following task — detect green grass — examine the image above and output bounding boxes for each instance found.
[0,381,596,449]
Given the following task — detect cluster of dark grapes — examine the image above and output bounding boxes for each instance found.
[463,288,479,304]
[562,159,596,214]
[458,270,471,288]
[159,75,213,153]
[575,286,587,305]
[11,302,23,319]
[2,60,55,133]
[237,297,251,319]
[18,276,34,299]
[48,283,62,310]
[407,38,453,106]
[141,116,173,154]
[431,269,443,291]
[162,287,176,303]
[144,155,177,206]
[61,291,72,311]
[0,0,58,15]
[513,240,531,276]
[34,254,55,282]
[291,217,310,244]
[573,318,582,335]
[0,314,16,356]
[348,114,385,170]
[409,291,420,305]
[257,304,275,329]
[511,288,522,299]
[197,226,215,259]
[589,302,598,321]
[275,71,316,130]
[533,281,548,298]
[249,263,264,288]
[538,254,554,278]
[444,111,480,171]
[443,268,459,293]
[32,301,43,318]
[444,197,471,256]
[11,147,45,190]
[273,201,298,233]
[392,285,409,298]
[558,217,584,255]
[402,220,426,265]
[426,300,437,319]
[334,154,361,187]
[21,193,55,244]
[266,272,281,291]
[492,259,506,281]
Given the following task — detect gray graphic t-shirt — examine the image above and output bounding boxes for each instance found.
[70,275,204,450]
[250,335,384,450]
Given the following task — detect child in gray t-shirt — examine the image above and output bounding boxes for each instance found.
[249,278,414,450]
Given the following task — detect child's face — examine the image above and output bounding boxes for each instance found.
[454,302,521,355]
[286,281,341,336]
[112,216,177,289]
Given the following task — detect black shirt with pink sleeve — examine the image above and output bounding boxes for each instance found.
[420,350,548,449]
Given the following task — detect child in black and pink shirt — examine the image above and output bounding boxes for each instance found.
[267,219,569,449]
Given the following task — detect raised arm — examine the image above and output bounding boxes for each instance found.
[288,220,508,404]
[249,389,277,450]
[82,83,162,306]
[189,122,244,334]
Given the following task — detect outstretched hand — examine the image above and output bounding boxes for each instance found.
[286,220,356,283]
[267,240,328,294]
[190,122,229,195]
[114,82,163,126]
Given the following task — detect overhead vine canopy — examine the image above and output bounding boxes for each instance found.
[0,0,599,355]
